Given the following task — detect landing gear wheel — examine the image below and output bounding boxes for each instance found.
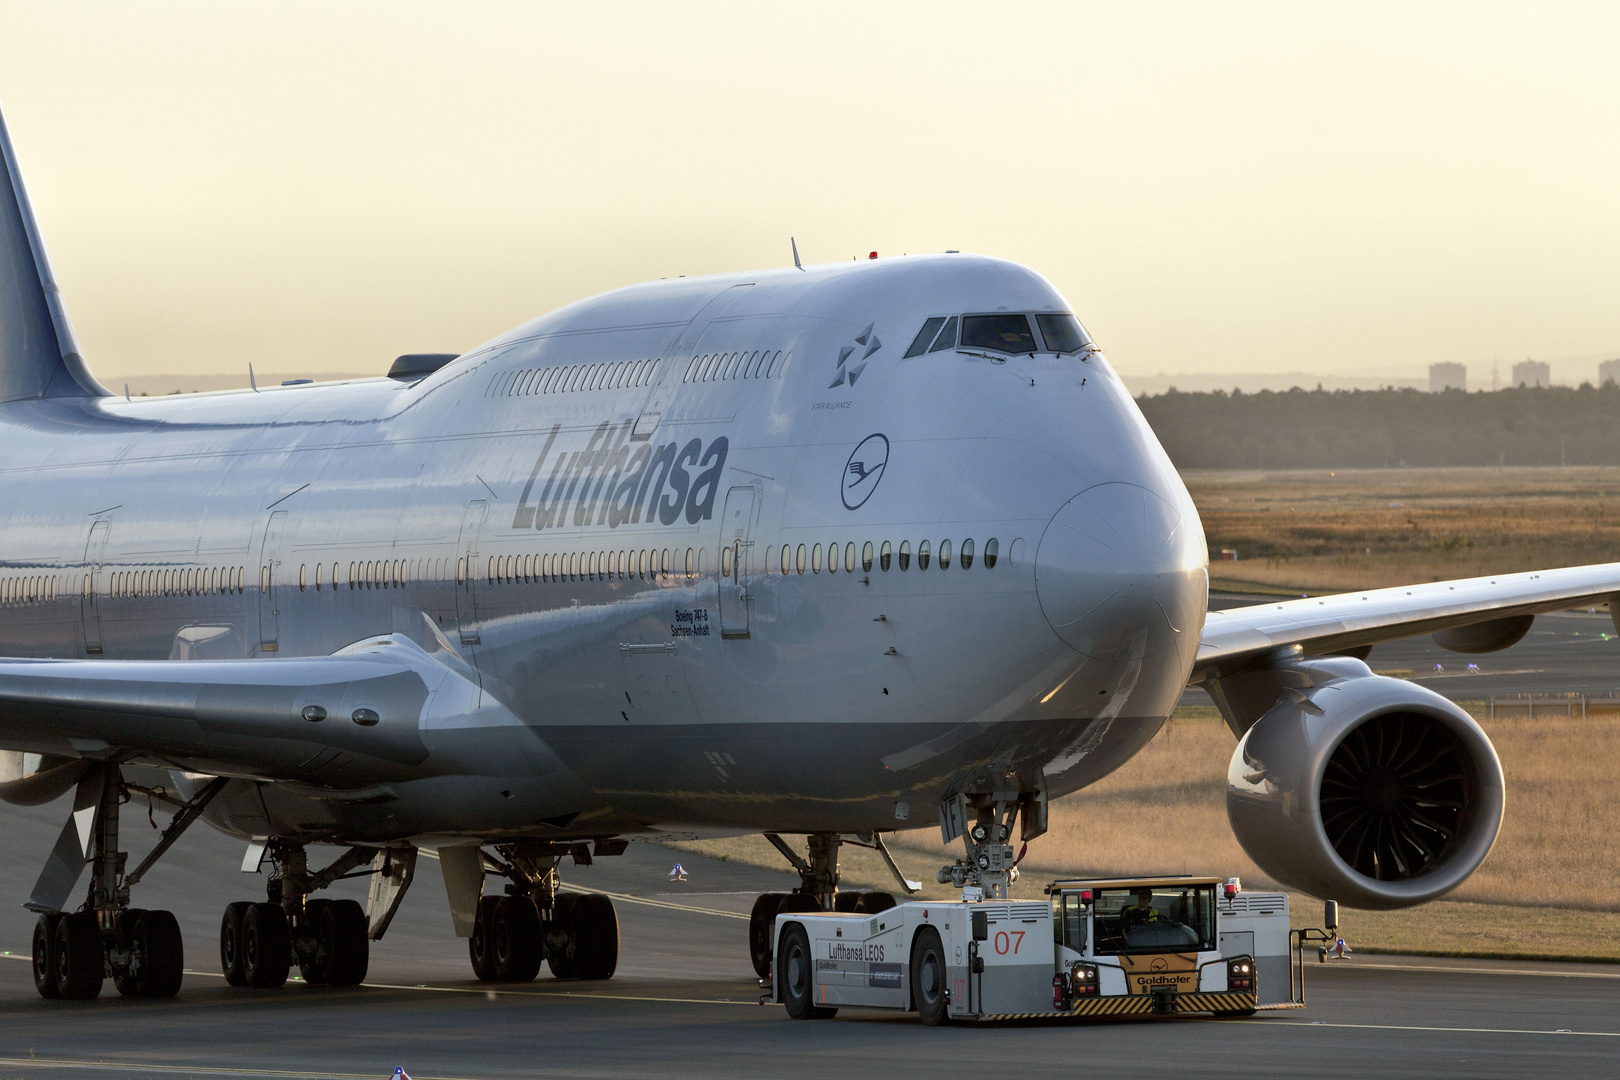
[220,902,253,986]
[319,899,370,987]
[858,892,897,914]
[298,898,332,984]
[242,902,291,988]
[778,923,834,1019]
[492,896,542,982]
[911,927,949,1026]
[112,908,148,997]
[833,892,862,913]
[129,910,184,998]
[469,893,498,977]
[54,911,105,1000]
[776,893,822,915]
[469,896,502,981]
[569,894,618,981]
[749,893,787,979]
[545,894,578,979]
[32,913,62,999]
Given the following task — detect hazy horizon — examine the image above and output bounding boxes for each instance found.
[3,3,1617,380]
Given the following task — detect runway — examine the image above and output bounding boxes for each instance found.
[2,798,1618,1079]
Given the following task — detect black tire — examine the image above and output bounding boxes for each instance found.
[570,894,619,981]
[776,892,822,915]
[493,896,542,982]
[32,913,61,999]
[859,892,897,914]
[748,893,787,980]
[132,910,184,998]
[298,898,332,984]
[112,908,147,997]
[54,911,104,1000]
[320,899,370,987]
[220,902,252,987]
[469,895,502,981]
[911,927,949,1026]
[242,902,290,989]
[778,923,834,1019]
[546,893,578,979]
[833,892,862,913]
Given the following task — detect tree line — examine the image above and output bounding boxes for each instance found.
[1136,383,1620,469]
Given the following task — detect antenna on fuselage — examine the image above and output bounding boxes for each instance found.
[248,363,258,392]
[791,237,804,271]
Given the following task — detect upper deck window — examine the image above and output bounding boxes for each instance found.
[1035,314,1092,354]
[961,314,1036,354]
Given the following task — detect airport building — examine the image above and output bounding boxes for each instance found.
[1510,360,1550,389]
[1428,363,1466,392]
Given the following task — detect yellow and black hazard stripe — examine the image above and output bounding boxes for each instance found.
[976,991,1258,1022]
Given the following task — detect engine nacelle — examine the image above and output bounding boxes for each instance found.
[1226,659,1504,909]
[0,751,89,806]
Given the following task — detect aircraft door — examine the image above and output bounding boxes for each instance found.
[456,499,486,645]
[256,511,287,653]
[80,520,110,655]
[718,485,757,639]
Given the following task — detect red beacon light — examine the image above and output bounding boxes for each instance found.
[1224,877,1241,902]
[869,251,879,259]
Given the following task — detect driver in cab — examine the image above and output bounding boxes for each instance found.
[1122,888,1161,928]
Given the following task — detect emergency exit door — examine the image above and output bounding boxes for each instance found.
[456,500,486,645]
[718,485,756,639]
[257,511,287,653]
[81,520,110,655]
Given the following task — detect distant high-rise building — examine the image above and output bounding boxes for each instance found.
[1600,358,1620,387]
[1428,363,1467,392]
[1510,360,1550,389]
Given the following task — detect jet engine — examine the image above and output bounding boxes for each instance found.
[0,750,89,806]
[1225,657,1504,910]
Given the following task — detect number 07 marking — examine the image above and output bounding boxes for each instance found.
[993,930,1025,955]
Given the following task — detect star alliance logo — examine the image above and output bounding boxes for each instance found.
[830,322,882,388]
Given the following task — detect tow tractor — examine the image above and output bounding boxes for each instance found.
[769,875,1306,1024]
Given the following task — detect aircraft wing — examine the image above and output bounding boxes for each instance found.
[0,635,474,786]
[1193,561,1620,678]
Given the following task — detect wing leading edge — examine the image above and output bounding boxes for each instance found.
[1193,561,1620,680]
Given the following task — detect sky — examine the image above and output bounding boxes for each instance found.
[1,2,1618,385]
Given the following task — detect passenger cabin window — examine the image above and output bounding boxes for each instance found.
[961,314,1036,354]
[1035,314,1092,353]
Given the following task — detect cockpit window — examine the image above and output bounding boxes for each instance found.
[927,316,958,352]
[905,317,947,358]
[961,314,1036,354]
[1036,314,1092,353]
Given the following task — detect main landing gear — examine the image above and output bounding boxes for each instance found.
[219,841,417,990]
[27,762,226,1000]
[748,832,920,980]
[467,842,620,983]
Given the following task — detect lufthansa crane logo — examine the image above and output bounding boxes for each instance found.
[842,434,889,510]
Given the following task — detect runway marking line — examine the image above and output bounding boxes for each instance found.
[1315,960,1620,980]
[416,849,750,921]
[0,1058,477,1080]
[1275,1020,1620,1038]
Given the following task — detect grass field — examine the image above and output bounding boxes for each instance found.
[674,704,1620,961]
[1190,466,1620,594]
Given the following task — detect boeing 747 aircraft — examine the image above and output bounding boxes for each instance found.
[3,103,1616,1001]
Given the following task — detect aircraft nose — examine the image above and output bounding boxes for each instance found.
[1035,483,1207,665]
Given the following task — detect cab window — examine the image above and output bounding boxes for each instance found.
[1090,885,1216,955]
[961,314,1036,354]
[1035,313,1092,353]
